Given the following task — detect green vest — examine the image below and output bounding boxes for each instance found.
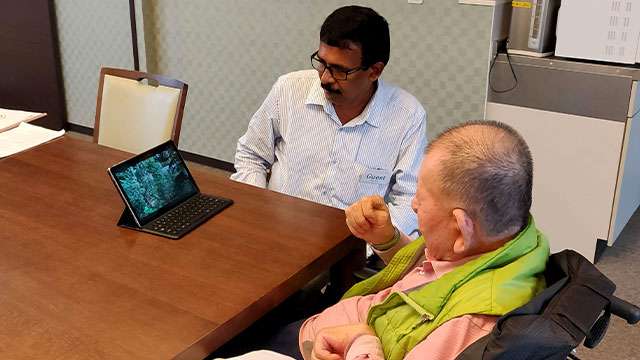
[344,217,549,360]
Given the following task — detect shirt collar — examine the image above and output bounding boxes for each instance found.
[305,76,327,107]
[424,252,484,279]
[304,76,390,128]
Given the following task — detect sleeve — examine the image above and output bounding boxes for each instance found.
[344,334,385,360]
[386,108,427,236]
[404,315,498,360]
[229,77,282,188]
[299,296,376,359]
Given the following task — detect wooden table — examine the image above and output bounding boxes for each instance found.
[0,136,360,359]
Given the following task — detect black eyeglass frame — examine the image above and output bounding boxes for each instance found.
[310,51,367,80]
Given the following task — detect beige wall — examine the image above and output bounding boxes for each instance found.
[55,0,135,129]
[56,1,493,162]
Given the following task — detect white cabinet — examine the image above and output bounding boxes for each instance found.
[485,54,640,261]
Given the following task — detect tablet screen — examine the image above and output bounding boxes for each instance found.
[109,141,198,224]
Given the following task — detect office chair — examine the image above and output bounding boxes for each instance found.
[93,67,188,154]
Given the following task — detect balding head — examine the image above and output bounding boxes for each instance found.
[426,121,533,237]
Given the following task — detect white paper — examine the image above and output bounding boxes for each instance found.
[0,122,65,158]
[0,108,47,132]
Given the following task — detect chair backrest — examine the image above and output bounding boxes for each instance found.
[93,67,188,154]
[455,250,619,360]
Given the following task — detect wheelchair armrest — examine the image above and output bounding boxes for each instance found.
[611,296,640,325]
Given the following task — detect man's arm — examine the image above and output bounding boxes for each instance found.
[345,195,412,263]
[372,230,412,265]
[386,109,427,236]
[230,79,282,188]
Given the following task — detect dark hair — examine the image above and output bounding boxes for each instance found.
[426,120,533,237]
[320,5,390,67]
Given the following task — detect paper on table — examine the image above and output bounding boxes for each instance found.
[0,122,65,158]
[0,108,47,132]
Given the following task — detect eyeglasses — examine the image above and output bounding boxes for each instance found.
[310,51,365,80]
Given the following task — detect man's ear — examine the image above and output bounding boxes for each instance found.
[452,208,476,256]
[368,62,384,81]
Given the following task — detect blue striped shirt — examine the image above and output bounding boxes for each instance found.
[231,70,427,235]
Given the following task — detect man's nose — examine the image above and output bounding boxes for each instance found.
[320,68,335,83]
[411,197,418,214]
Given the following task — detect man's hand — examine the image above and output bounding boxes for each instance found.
[345,195,395,247]
[311,324,376,360]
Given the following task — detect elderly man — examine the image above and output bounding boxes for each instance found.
[231,5,426,236]
[299,121,550,360]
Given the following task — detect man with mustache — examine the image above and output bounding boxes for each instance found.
[231,6,427,238]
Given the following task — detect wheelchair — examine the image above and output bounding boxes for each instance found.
[353,248,640,359]
[454,250,640,360]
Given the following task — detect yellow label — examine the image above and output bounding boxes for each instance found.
[512,1,532,8]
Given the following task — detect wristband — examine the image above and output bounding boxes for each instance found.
[371,227,400,251]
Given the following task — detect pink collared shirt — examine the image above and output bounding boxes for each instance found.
[299,246,498,360]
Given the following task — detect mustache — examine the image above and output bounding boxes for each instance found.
[321,83,341,94]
